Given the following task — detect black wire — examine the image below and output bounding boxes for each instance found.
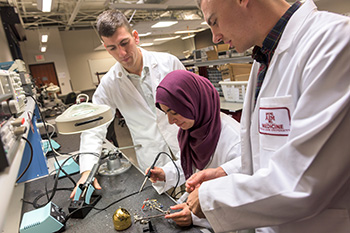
[173,189,186,199]
[32,155,77,208]
[29,152,100,208]
[156,152,180,198]
[31,187,74,207]
[23,94,81,207]
[25,94,71,179]
[62,186,153,225]
[16,137,34,182]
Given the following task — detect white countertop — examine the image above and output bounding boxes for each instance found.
[220,97,243,112]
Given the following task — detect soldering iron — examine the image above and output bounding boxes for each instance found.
[139,152,162,193]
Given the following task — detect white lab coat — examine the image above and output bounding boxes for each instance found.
[199,1,350,232]
[79,48,185,172]
[153,113,241,228]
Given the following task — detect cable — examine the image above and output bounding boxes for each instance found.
[173,189,186,199]
[63,186,153,225]
[32,157,76,208]
[25,94,68,176]
[143,152,180,198]
[16,137,34,182]
[27,152,100,209]
[160,152,180,198]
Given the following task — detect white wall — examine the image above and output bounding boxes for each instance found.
[19,28,197,93]
[20,28,73,95]
[59,29,109,91]
[59,29,196,92]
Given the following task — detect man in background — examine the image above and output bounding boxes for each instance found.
[71,9,185,198]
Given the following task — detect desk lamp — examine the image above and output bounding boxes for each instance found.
[46,83,61,105]
[55,93,115,218]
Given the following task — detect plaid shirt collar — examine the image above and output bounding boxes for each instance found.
[252,1,301,65]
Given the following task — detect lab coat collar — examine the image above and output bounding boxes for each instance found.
[114,47,158,79]
[140,47,159,69]
[274,0,317,55]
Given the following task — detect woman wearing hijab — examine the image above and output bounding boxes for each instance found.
[145,70,241,228]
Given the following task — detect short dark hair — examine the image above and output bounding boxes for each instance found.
[96,9,133,38]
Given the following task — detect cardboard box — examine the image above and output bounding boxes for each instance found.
[217,64,233,81]
[205,46,218,60]
[218,63,252,81]
[230,63,252,76]
[234,74,250,81]
[217,44,230,52]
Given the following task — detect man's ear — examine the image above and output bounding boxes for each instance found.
[132,30,140,45]
[238,0,249,8]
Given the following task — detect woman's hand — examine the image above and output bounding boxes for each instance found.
[144,166,165,183]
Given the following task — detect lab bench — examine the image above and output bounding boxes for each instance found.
[220,97,243,122]
[21,166,201,233]
[20,135,202,233]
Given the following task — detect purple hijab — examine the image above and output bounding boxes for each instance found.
[156,70,221,179]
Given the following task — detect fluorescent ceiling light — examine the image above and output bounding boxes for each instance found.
[41,46,47,52]
[138,32,152,37]
[154,36,180,41]
[140,43,154,47]
[41,34,48,43]
[183,14,201,20]
[37,0,53,12]
[182,34,196,40]
[175,30,198,34]
[151,21,178,28]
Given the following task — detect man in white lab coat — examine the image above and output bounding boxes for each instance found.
[70,9,184,197]
[186,0,350,232]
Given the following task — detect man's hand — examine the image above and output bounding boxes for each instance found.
[70,170,102,199]
[186,167,227,193]
[186,188,205,218]
[144,166,165,183]
[164,203,193,226]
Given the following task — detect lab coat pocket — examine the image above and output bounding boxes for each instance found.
[259,95,293,152]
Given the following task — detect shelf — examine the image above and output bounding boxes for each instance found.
[183,56,253,67]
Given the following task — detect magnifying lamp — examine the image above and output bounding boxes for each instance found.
[46,84,61,105]
[55,94,113,134]
[55,93,115,218]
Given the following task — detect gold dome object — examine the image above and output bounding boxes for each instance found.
[113,208,132,231]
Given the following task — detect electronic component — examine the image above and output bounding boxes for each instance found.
[19,202,65,233]
[0,69,26,115]
[0,117,22,171]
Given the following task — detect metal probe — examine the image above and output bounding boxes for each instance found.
[139,152,161,193]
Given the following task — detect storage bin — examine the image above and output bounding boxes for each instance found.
[219,81,248,102]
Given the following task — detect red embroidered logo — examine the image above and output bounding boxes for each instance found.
[259,108,291,136]
[262,112,284,130]
[265,112,275,123]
